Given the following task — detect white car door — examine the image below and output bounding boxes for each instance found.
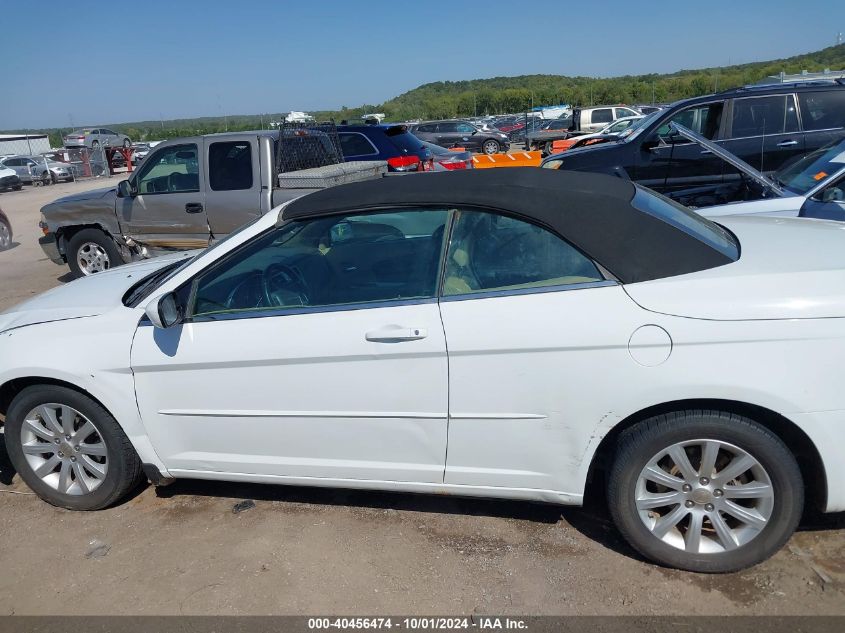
[438,209,645,493]
[131,208,450,483]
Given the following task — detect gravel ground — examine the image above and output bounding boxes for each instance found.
[0,178,844,615]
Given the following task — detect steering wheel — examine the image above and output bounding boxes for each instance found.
[262,263,310,307]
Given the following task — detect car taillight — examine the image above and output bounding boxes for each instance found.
[440,160,467,170]
[387,155,421,172]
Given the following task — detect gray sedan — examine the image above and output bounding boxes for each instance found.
[0,156,73,184]
[64,128,131,149]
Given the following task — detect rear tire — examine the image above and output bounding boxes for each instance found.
[66,228,123,278]
[5,385,143,511]
[123,138,131,148]
[0,218,11,250]
[607,410,803,572]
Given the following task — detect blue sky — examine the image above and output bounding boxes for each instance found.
[1,0,843,129]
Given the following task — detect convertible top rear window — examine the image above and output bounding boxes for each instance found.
[632,186,739,261]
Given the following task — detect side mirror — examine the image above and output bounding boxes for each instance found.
[117,179,136,198]
[145,292,183,329]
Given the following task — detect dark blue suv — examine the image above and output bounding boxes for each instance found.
[338,124,433,172]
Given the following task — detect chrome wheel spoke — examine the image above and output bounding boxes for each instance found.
[711,511,739,551]
[636,491,683,510]
[72,462,91,494]
[73,421,96,443]
[23,418,55,442]
[723,481,773,499]
[698,440,720,479]
[79,443,106,457]
[721,500,768,530]
[667,445,698,481]
[60,406,77,435]
[642,465,685,491]
[22,442,54,456]
[715,453,755,484]
[58,461,72,494]
[652,504,689,539]
[37,405,63,434]
[34,454,61,477]
[80,455,106,479]
[685,512,704,553]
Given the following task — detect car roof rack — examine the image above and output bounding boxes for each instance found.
[720,79,843,94]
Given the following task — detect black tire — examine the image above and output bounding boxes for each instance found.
[123,138,131,148]
[0,219,11,250]
[544,141,554,155]
[91,140,99,148]
[482,139,500,155]
[5,385,143,511]
[40,171,51,186]
[66,228,124,278]
[50,172,58,184]
[12,184,22,191]
[607,410,803,572]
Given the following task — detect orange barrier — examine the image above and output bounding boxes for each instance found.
[471,151,543,169]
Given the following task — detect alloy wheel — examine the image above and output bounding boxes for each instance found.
[76,242,111,275]
[482,140,499,155]
[19,404,109,496]
[635,439,774,554]
[0,221,10,249]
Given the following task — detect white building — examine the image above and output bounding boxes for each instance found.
[0,134,51,157]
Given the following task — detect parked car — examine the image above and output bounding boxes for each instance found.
[0,206,11,250]
[409,120,510,155]
[0,155,73,184]
[337,124,433,172]
[636,105,665,115]
[421,141,474,170]
[64,128,132,149]
[690,133,845,220]
[0,164,22,191]
[3,169,845,574]
[550,115,646,153]
[39,129,387,278]
[541,81,845,197]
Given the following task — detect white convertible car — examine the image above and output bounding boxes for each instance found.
[1,169,844,572]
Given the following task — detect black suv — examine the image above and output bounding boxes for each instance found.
[409,120,510,155]
[542,81,845,198]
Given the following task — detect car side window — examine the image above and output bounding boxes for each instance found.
[592,109,614,124]
[456,123,475,133]
[136,144,200,194]
[798,91,845,131]
[657,102,724,140]
[190,209,450,318]
[208,141,253,191]
[731,95,799,137]
[442,210,603,297]
[437,122,457,133]
[339,133,378,157]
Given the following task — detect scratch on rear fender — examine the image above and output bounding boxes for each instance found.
[580,411,622,468]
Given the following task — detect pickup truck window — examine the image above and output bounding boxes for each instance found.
[209,141,253,191]
[591,109,614,124]
[137,144,200,194]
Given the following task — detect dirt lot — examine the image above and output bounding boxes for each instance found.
[1,178,844,615]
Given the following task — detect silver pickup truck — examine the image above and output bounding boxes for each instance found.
[39,129,386,277]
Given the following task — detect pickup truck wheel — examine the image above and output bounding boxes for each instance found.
[4,385,143,511]
[0,218,11,250]
[67,229,123,278]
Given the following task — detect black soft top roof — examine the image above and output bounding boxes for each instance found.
[282,168,732,283]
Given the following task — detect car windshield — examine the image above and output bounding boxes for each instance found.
[123,215,266,307]
[619,111,661,142]
[775,141,845,195]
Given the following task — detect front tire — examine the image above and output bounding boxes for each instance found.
[0,218,11,250]
[66,228,123,278]
[607,411,803,572]
[5,385,143,510]
[123,138,131,148]
[482,139,500,155]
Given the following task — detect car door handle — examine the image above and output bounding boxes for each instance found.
[185,203,204,214]
[777,140,798,147]
[365,326,428,342]
[700,149,712,154]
